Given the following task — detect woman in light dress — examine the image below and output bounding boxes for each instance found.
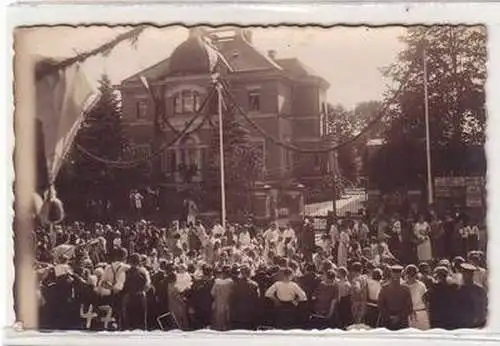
[337,223,350,268]
[413,214,432,262]
[403,265,430,330]
[166,272,189,330]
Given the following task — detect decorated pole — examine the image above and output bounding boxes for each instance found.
[214,75,227,229]
[423,44,434,206]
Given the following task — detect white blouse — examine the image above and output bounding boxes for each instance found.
[404,280,427,311]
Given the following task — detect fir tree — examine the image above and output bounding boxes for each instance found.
[57,74,130,219]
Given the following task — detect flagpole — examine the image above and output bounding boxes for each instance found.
[215,77,227,229]
[423,44,434,206]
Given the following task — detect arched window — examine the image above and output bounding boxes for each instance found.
[173,90,200,114]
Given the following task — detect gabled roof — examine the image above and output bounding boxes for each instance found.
[276,58,330,87]
[121,29,327,87]
[276,58,316,77]
[212,33,282,72]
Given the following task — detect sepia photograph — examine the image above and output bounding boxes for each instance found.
[13,24,487,332]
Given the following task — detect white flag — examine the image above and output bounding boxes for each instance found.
[36,59,99,183]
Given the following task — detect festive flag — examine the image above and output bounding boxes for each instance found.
[35,58,100,184]
[34,58,100,224]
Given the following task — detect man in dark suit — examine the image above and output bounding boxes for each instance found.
[426,266,458,329]
[300,217,316,262]
[121,253,148,330]
[377,265,413,330]
[455,263,487,329]
[230,266,260,330]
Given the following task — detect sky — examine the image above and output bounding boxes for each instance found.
[16,25,407,110]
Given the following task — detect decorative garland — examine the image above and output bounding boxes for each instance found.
[75,85,217,168]
[219,70,410,154]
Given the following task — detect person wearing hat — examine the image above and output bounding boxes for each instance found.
[283,222,297,244]
[336,267,353,328]
[211,219,226,238]
[365,268,383,328]
[377,265,413,330]
[130,189,144,220]
[189,264,215,330]
[438,258,451,272]
[337,222,351,268]
[166,270,189,330]
[387,218,404,263]
[454,262,487,328]
[41,253,77,330]
[403,265,430,330]
[211,265,234,331]
[300,217,316,262]
[469,252,488,291]
[184,198,198,227]
[263,222,280,247]
[417,262,435,289]
[449,257,465,286]
[149,259,169,328]
[121,253,148,330]
[310,269,339,329]
[252,264,274,327]
[238,226,252,249]
[328,219,340,256]
[350,262,368,324]
[99,247,129,295]
[265,267,307,329]
[103,224,116,254]
[230,264,241,281]
[229,265,260,330]
[187,222,202,255]
[413,214,432,263]
[178,221,190,253]
[426,266,458,329]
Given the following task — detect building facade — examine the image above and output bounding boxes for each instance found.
[120,27,337,221]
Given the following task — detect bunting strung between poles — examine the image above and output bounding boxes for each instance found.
[218,69,411,154]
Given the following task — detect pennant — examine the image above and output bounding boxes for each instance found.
[139,75,150,93]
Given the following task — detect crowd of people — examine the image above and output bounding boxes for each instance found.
[34,207,488,332]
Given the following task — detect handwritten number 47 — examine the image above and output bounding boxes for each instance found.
[80,304,116,329]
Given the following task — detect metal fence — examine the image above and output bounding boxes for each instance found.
[305,188,367,218]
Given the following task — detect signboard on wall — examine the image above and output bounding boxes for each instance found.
[466,185,483,207]
[465,177,483,207]
[434,176,484,208]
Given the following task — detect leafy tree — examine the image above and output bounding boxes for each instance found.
[351,101,383,178]
[353,101,384,137]
[326,104,358,183]
[326,101,382,184]
[203,109,263,219]
[371,25,486,192]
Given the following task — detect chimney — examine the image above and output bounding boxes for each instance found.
[267,49,277,60]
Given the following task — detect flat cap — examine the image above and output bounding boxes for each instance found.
[433,266,449,275]
[390,265,404,272]
[460,263,477,272]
